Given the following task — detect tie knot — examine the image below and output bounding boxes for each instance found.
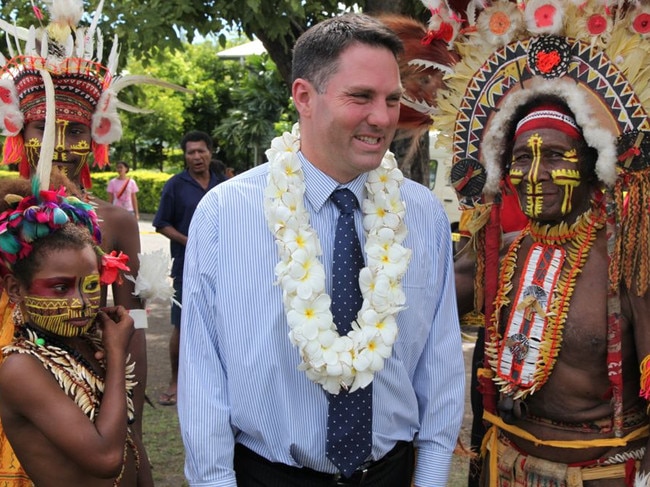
[331,188,358,215]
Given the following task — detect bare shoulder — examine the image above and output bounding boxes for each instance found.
[91,197,140,255]
[0,353,61,413]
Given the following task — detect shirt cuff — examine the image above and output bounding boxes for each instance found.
[412,446,454,487]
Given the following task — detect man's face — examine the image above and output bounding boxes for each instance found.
[19,245,101,338]
[24,119,92,184]
[509,127,594,223]
[184,140,211,177]
[296,43,402,183]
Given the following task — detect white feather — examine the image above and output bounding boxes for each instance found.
[124,250,176,304]
[107,34,119,73]
[636,471,650,487]
[5,32,14,58]
[64,31,74,57]
[25,26,36,55]
[75,26,85,57]
[84,29,94,61]
[48,0,83,28]
[110,74,192,95]
[87,0,105,40]
[0,19,30,41]
[421,0,444,10]
[36,69,56,192]
[11,21,22,56]
[96,28,103,64]
[40,30,48,59]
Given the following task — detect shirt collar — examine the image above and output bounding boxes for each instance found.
[298,151,367,212]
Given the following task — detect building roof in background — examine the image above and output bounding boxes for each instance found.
[217,39,266,59]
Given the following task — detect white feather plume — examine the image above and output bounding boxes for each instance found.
[40,30,48,58]
[48,0,83,29]
[35,69,56,192]
[124,250,177,304]
[25,26,36,54]
[636,471,650,487]
[107,34,119,74]
[0,19,29,41]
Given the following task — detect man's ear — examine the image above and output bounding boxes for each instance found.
[3,274,23,304]
[292,78,316,118]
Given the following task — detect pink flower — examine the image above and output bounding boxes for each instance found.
[632,13,650,35]
[587,14,607,35]
[101,250,130,285]
[534,4,557,28]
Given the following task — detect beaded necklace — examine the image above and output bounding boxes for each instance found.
[486,200,606,399]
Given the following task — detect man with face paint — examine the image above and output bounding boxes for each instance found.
[0,178,152,487]
[454,96,650,486]
[508,104,595,224]
[429,0,650,483]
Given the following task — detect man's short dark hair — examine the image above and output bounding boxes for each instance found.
[181,131,214,153]
[291,13,403,94]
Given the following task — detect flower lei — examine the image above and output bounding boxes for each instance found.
[264,124,412,394]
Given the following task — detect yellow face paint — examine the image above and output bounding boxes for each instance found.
[23,274,101,337]
[522,134,544,218]
[547,146,582,214]
[26,119,91,178]
[512,133,585,219]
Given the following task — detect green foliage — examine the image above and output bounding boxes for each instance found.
[0,0,429,180]
[91,170,172,214]
[109,41,292,173]
[213,55,294,170]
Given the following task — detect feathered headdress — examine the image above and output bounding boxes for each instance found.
[427,0,650,435]
[0,0,189,189]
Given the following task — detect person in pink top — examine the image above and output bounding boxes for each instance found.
[107,162,140,220]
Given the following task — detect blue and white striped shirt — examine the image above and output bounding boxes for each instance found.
[178,154,465,487]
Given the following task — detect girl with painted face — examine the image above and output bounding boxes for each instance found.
[0,178,152,487]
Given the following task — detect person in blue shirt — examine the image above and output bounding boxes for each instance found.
[153,130,221,406]
[178,13,465,487]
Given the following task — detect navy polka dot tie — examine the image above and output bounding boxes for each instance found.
[326,188,373,478]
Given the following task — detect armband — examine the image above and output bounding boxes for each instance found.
[129,309,148,329]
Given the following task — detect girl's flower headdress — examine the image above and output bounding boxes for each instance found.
[0,178,128,286]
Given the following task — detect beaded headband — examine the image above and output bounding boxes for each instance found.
[514,104,581,140]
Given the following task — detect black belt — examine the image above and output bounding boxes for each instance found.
[234,440,413,486]
[330,441,411,485]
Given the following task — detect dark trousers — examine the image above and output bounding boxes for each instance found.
[234,441,415,487]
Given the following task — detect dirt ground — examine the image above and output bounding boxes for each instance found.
[137,217,475,486]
